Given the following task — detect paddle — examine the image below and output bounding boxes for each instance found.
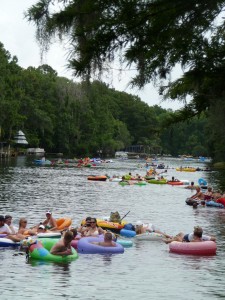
[119,210,130,224]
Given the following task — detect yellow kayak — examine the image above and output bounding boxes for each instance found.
[176,168,196,172]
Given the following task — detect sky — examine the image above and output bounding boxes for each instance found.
[0,0,184,110]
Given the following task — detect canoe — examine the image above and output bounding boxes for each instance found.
[87,175,107,181]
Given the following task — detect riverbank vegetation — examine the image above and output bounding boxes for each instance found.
[23,0,225,162]
[0,43,210,158]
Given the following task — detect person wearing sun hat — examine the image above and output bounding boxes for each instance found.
[37,224,47,233]
[42,210,58,231]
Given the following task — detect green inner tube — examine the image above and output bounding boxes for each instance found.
[29,238,78,262]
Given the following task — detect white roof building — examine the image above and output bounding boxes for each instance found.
[13,130,28,145]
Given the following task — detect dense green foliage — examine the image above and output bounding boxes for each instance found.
[26,0,225,161]
[0,43,209,157]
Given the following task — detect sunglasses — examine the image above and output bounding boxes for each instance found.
[90,221,96,224]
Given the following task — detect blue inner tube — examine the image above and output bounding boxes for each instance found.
[120,229,136,237]
[198,178,207,186]
[0,238,20,247]
[77,237,124,254]
[206,201,224,208]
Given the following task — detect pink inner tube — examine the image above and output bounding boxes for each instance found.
[71,236,81,250]
[169,241,217,255]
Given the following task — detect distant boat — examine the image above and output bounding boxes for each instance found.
[27,148,45,156]
[115,151,128,158]
[34,159,51,165]
[198,156,212,163]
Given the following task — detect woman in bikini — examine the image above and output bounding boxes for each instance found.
[83,218,105,236]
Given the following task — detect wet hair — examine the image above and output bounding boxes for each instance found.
[104,232,113,241]
[194,226,203,238]
[193,202,198,209]
[64,231,74,242]
[191,182,194,186]
[5,215,12,220]
[70,228,77,238]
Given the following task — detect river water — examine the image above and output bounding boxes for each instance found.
[0,157,225,300]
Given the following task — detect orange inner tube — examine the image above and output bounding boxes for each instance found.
[56,218,72,230]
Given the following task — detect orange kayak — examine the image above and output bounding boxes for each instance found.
[87,175,107,181]
[167,181,184,186]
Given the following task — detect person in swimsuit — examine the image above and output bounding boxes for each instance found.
[135,221,171,238]
[77,216,92,236]
[83,218,105,236]
[190,187,205,201]
[92,232,116,247]
[7,218,36,242]
[42,211,58,231]
[4,215,18,234]
[163,226,216,243]
[50,230,74,256]
[0,215,11,234]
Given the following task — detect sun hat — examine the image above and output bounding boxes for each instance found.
[135,220,143,226]
[46,210,52,215]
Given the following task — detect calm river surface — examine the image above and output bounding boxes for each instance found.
[0,157,225,300]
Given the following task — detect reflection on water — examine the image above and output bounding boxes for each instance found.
[1,157,225,299]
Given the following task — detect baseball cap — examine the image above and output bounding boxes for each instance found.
[38,224,45,230]
[46,210,52,215]
[135,220,143,226]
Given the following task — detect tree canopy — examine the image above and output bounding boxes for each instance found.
[0,42,210,158]
[26,1,224,85]
[25,0,225,160]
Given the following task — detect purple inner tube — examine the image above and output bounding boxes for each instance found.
[0,234,7,238]
[77,236,124,254]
